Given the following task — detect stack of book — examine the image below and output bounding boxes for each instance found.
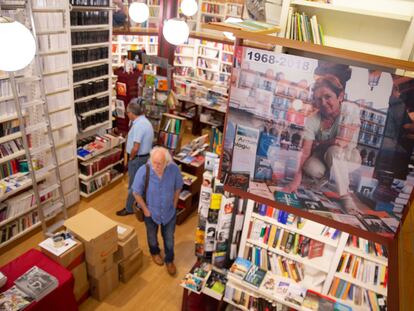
[14,266,59,301]
[286,8,325,44]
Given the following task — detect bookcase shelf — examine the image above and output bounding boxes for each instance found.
[343,246,388,266]
[78,158,123,181]
[79,172,123,198]
[0,132,23,145]
[334,272,387,296]
[72,58,110,68]
[0,151,26,165]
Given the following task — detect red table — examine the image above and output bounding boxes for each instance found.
[0,249,78,311]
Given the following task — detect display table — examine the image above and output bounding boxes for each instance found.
[0,249,78,311]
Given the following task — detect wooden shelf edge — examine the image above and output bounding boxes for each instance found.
[223,184,394,246]
[202,23,414,71]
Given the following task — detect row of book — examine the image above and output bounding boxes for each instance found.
[75,95,109,115]
[38,33,68,53]
[226,3,242,16]
[198,46,220,59]
[79,148,122,177]
[70,11,109,26]
[329,277,386,310]
[73,78,108,100]
[247,219,325,260]
[0,119,20,137]
[77,111,109,132]
[286,9,325,45]
[347,235,388,259]
[158,131,179,150]
[77,133,123,160]
[0,211,39,244]
[162,117,182,134]
[197,58,219,71]
[337,252,388,288]
[0,139,24,159]
[229,258,350,309]
[201,3,225,15]
[33,12,63,31]
[69,0,110,6]
[244,245,305,283]
[71,30,109,46]
[0,188,51,224]
[80,169,121,194]
[72,47,109,64]
[73,63,108,83]
[0,158,24,180]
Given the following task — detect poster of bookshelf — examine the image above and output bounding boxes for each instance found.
[221,46,414,239]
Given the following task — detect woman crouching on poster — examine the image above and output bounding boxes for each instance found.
[284,74,362,214]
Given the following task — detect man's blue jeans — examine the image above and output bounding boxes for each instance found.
[125,155,148,213]
[144,212,176,264]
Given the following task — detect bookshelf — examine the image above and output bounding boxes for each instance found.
[70,2,113,137]
[285,0,414,61]
[157,113,185,154]
[111,34,159,68]
[31,0,80,209]
[76,133,125,198]
[0,0,76,245]
[230,198,389,310]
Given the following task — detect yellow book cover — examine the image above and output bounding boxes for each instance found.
[267,225,277,248]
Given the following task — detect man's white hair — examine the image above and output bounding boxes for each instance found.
[150,146,172,165]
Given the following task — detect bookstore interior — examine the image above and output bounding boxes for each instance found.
[0,0,414,310]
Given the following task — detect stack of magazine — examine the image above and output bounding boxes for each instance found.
[13,266,58,302]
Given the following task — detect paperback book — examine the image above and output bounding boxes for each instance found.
[0,286,34,311]
[14,266,58,301]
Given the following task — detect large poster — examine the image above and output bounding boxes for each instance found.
[223,47,414,237]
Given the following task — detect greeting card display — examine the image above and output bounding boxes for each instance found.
[222,46,414,238]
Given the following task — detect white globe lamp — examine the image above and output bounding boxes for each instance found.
[129,2,149,23]
[223,17,243,41]
[0,17,36,72]
[180,0,198,17]
[163,19,189,45]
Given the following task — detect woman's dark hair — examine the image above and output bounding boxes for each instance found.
[313,74,344,98]
[314,61,352,88]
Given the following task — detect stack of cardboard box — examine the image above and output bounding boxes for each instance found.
[115,222,143,283]
[40,239,89,304]
[65,208,119,301]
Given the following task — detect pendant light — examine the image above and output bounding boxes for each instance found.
[129,2,150,23]
[0,16,36,72]
[163,19,190,46]
[180,0,198,17]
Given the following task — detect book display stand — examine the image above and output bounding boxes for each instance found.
[187,21,414,311]
[158,113,185,154]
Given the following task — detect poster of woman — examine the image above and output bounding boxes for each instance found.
[222,46,414,236]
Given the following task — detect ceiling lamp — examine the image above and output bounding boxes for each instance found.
[129,2,150,23]
[223,17,243,41]
[180,0,198,17]
[163,19,189,45]
[0,17,36,72]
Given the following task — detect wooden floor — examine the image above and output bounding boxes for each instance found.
[0,176,413,310]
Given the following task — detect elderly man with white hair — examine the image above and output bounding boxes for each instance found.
[131,146,183,276]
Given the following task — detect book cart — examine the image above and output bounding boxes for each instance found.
[185,22,414,311]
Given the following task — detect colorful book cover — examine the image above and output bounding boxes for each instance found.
[285,282,307,306]
[276,280,290,297]
[308,240,325,259]
[243,265,267,288]
[180,273,203,294]
[229,257,252,279]
[231,124,260,178]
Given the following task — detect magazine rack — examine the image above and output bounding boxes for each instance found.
[201,22,414,311]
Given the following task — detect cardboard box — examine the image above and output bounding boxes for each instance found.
[116,222,135,243]
[65,208,118,264]
[119,248,143,283]
[40,239,85,270]
[90,264,119,301]
[114,232,139,262]
[72,262,90,302]
[86,254,114,278]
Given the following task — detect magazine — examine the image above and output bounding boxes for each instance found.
[14,266,58,301]
[0,286,34,311]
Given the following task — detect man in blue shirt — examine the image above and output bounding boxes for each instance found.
[132,146,184,276]
[116,97,154,216]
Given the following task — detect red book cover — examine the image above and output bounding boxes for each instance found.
[308,240,325,259]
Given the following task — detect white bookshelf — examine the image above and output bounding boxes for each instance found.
[285,0,414,61]
[234,199,389,310]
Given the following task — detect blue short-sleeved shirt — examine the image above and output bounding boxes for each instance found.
[126,115,154,155]
[132,162,184,225]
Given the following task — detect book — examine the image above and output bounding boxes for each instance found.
[180,273,203,294]
[14,266,58,301]
[258,272,281,297]
[0,286,34,311]
[243,265,267,288]
[231,124,260,178]
[276,280,290,297]
[308,240,325,259]
[285,282,307,306]
[229,257,252,279]
[202,270,227,300]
